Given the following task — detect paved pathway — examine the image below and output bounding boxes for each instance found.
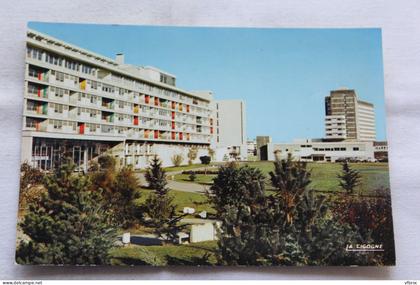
[136,167,212,194]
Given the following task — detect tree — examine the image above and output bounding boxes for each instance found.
[187,147,198,165]
[19,162,45,209]
[208,148,215,160]
[142,156,185,242]
[211,155,369,265]
[111,166,141,229]
[338,161,361,194]
[188,171,197,182]
[16,160,116,265]
[90,155,140,229]
[171,154,184,167]
[199,155,211,165]
[145,156,169,195]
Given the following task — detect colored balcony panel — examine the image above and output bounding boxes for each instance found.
[80,79,87,90]
[186,133,190,141]
[145,95,150,104]
[134,116,139,126]
[134,105,139,114]
[154,130,159,139]
[179,132,183,140]
[179,103,183,111]
[171,101,176,109]
[171,132,175,140]
[186,105,190,113]
[154,97,159,106]
[171,111,175,120]
[79,123,85,134]
[171,121,175,129]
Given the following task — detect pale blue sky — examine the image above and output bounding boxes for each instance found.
[29,22,387,141]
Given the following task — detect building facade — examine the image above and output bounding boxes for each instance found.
[211,100,247,161]
[325,89,376,141]
[22,29,224,170]
[266,139,376,162]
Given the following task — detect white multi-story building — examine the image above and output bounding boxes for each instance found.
[21,29,243,170]
[211,100,247,161]
[325,88,376,141]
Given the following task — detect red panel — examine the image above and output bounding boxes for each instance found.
[179,132,183,140]
[38,72,42,80]
[171,111,175,120]
[134,116,139,125]
[145,95,150,104]
[186,105,190,112]
[79,123,85,134]
[172,121,175,129]
[154,130,159,139]
[37,88,41,97]
[171,132,175,140]
[154,97,159,106]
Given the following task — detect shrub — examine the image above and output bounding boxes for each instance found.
[171,154,184,167]
[16,160,116,265]
[189,172,197,182]
[199,155,211,165]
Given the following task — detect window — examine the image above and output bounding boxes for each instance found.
[55,72,64,82]
[353,147,360,151]
[26,117,37,128]
[52,103,63,114]
[65,60,79,71]
[91,80,98,90]
[45,53,62,66]
[81,64,93,74]
[26,101,37,112]
[27,47,42,60]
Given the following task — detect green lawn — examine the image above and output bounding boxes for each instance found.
[135,189,215,215]
[173,161,390,196]
[110,240,218,265]
[163,164,212,173]
[241,161,390,195]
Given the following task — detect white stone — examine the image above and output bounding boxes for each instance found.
[122,232,131,244]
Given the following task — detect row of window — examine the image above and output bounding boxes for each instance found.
[27,46,210,109]
[27,47,95,75]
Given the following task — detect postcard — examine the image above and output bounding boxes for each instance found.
[16,22,395,266]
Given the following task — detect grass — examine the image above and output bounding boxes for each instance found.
[135,189,215,215]
[110,240,218,265]
[172,161,390,196]
[163,163,212,173]
[241,161,390,195]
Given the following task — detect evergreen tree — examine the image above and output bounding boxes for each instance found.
[142,156,184,242]
[16,160,116,265]
[145,155,168,195]
[338,161,361,194]
[212,155,369,265]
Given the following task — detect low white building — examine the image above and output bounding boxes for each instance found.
[266,139,376,162]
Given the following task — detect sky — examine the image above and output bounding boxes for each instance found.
[28,22,387,142]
